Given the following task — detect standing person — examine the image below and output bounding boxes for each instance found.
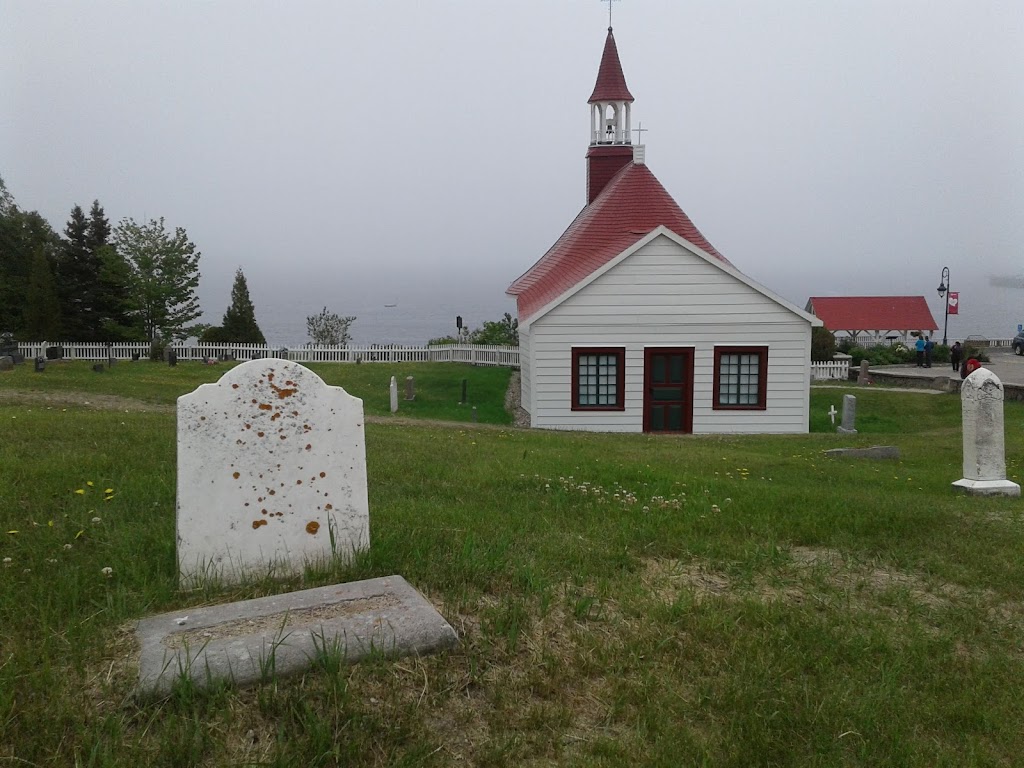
[924,336,935,368]
[950,341,963,372]
[915,335,925,367]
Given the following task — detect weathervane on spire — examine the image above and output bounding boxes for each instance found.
[603,0,620,28]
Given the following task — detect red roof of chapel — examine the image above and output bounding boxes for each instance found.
[507,162,731,322]
[589,28,634,103]
[806,296,938,332]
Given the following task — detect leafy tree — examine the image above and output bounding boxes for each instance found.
[95,245,143,341]
[113,217,202,342]
[22,246,61,339]
[219,268,266,343]
[810,326,836,361]
[429,313,519,346]
[199,325,234,343]
[472,312,519,345]
[306,307,355,346]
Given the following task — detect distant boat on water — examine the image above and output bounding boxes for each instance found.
[384,303,398,308]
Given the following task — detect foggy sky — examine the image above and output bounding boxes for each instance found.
[3,1,1022,336]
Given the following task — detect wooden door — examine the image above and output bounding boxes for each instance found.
[643,348,694,433]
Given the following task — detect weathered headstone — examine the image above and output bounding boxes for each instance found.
[0,356,13,372]
[953,368,1021,496]
[167,350,178,367]
[33,357,45,373]
[131,353,140,362]
[404,376,415,401]
[176,359,370,586]
[837,394,857,434]
[857,360,870,385]
[389,376,399,413]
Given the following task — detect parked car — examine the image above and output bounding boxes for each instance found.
[1013,331,1024,355]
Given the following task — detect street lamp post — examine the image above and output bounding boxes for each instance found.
[936,266,951,346]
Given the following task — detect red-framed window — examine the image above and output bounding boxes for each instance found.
[571,347,625,411]
[713,346,768,410]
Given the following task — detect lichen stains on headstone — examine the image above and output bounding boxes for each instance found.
[306,521,320,535]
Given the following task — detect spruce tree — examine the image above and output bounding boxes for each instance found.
[220,268,266,344]
[58,204,99,339]
[23,246,61,339]
[85,200,111,252]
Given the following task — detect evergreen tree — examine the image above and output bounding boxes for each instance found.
[113,216,202,342]
[22,246,61,339]
[85,200,111,252]
[58,204,101,339]
[0,176,62,336]
[220,268,266,343]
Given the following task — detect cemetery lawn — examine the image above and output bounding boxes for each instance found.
[0,360,513,424]
[2,376,1024,766]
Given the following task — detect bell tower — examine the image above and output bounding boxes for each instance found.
[586,27,637,203]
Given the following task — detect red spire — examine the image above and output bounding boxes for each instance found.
[588,27,634,103]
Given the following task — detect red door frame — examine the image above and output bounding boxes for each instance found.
[643,347,694,434]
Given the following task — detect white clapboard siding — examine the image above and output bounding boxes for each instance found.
[526,235,813,434]
[518,327,532,417]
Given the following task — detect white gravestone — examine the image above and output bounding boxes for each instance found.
[953,368,1021,496]
[177,359,370,587]
[389,376,399,414]
[837,394,857,434]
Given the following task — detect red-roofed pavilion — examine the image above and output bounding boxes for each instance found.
[805,296,938,345]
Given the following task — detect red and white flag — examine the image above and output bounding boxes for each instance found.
[947,292,959,315]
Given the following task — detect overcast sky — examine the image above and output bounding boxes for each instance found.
[3,1,1022,339]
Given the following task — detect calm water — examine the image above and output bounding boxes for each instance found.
[247,276,1021,347]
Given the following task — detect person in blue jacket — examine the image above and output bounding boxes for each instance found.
[924,336,935,368]
[915,336,925,367]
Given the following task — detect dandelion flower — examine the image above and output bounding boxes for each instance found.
[101,567,113,578]
[104,488,113,494]
[86,481,94,487]
[74,489,85,495]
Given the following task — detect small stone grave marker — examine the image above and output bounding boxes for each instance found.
[0,356,13,372]
[389,376,398,413]
[176,359,370,586]
[953,368,1021,496]
[837,394,857,434]
[827,405,837,425]
[168,350,178,367]
[404,376,415,401]
[857,360,870,385]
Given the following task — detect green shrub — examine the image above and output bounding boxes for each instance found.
[810,327,836,361]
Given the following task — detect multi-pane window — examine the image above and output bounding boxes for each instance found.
[571,348,624,410]
[713,347,767,409]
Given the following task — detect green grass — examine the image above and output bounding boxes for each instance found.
[2,368,1024,765]
[0,359,513,423]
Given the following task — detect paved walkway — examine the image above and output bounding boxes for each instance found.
[869,347,1024,386]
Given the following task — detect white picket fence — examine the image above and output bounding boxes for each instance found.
[810,354,851,381]
[15,341,521,367]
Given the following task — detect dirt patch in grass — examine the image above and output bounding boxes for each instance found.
[641,548,1024,625]
[0,388,174,413]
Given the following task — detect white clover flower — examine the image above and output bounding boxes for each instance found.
[91,517,102,524]
[101,567,113,578]
[63,543,72,550]
[2,557,11,567]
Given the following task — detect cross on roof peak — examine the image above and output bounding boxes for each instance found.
[603,0,620,28]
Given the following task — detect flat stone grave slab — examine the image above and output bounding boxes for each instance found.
[136,575,457,697]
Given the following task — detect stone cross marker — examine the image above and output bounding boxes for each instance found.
[389,376,399,413]
[176,359,370,587]
[953,368,1021,496]
[837,394,857,434]
[828,405,837,425]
